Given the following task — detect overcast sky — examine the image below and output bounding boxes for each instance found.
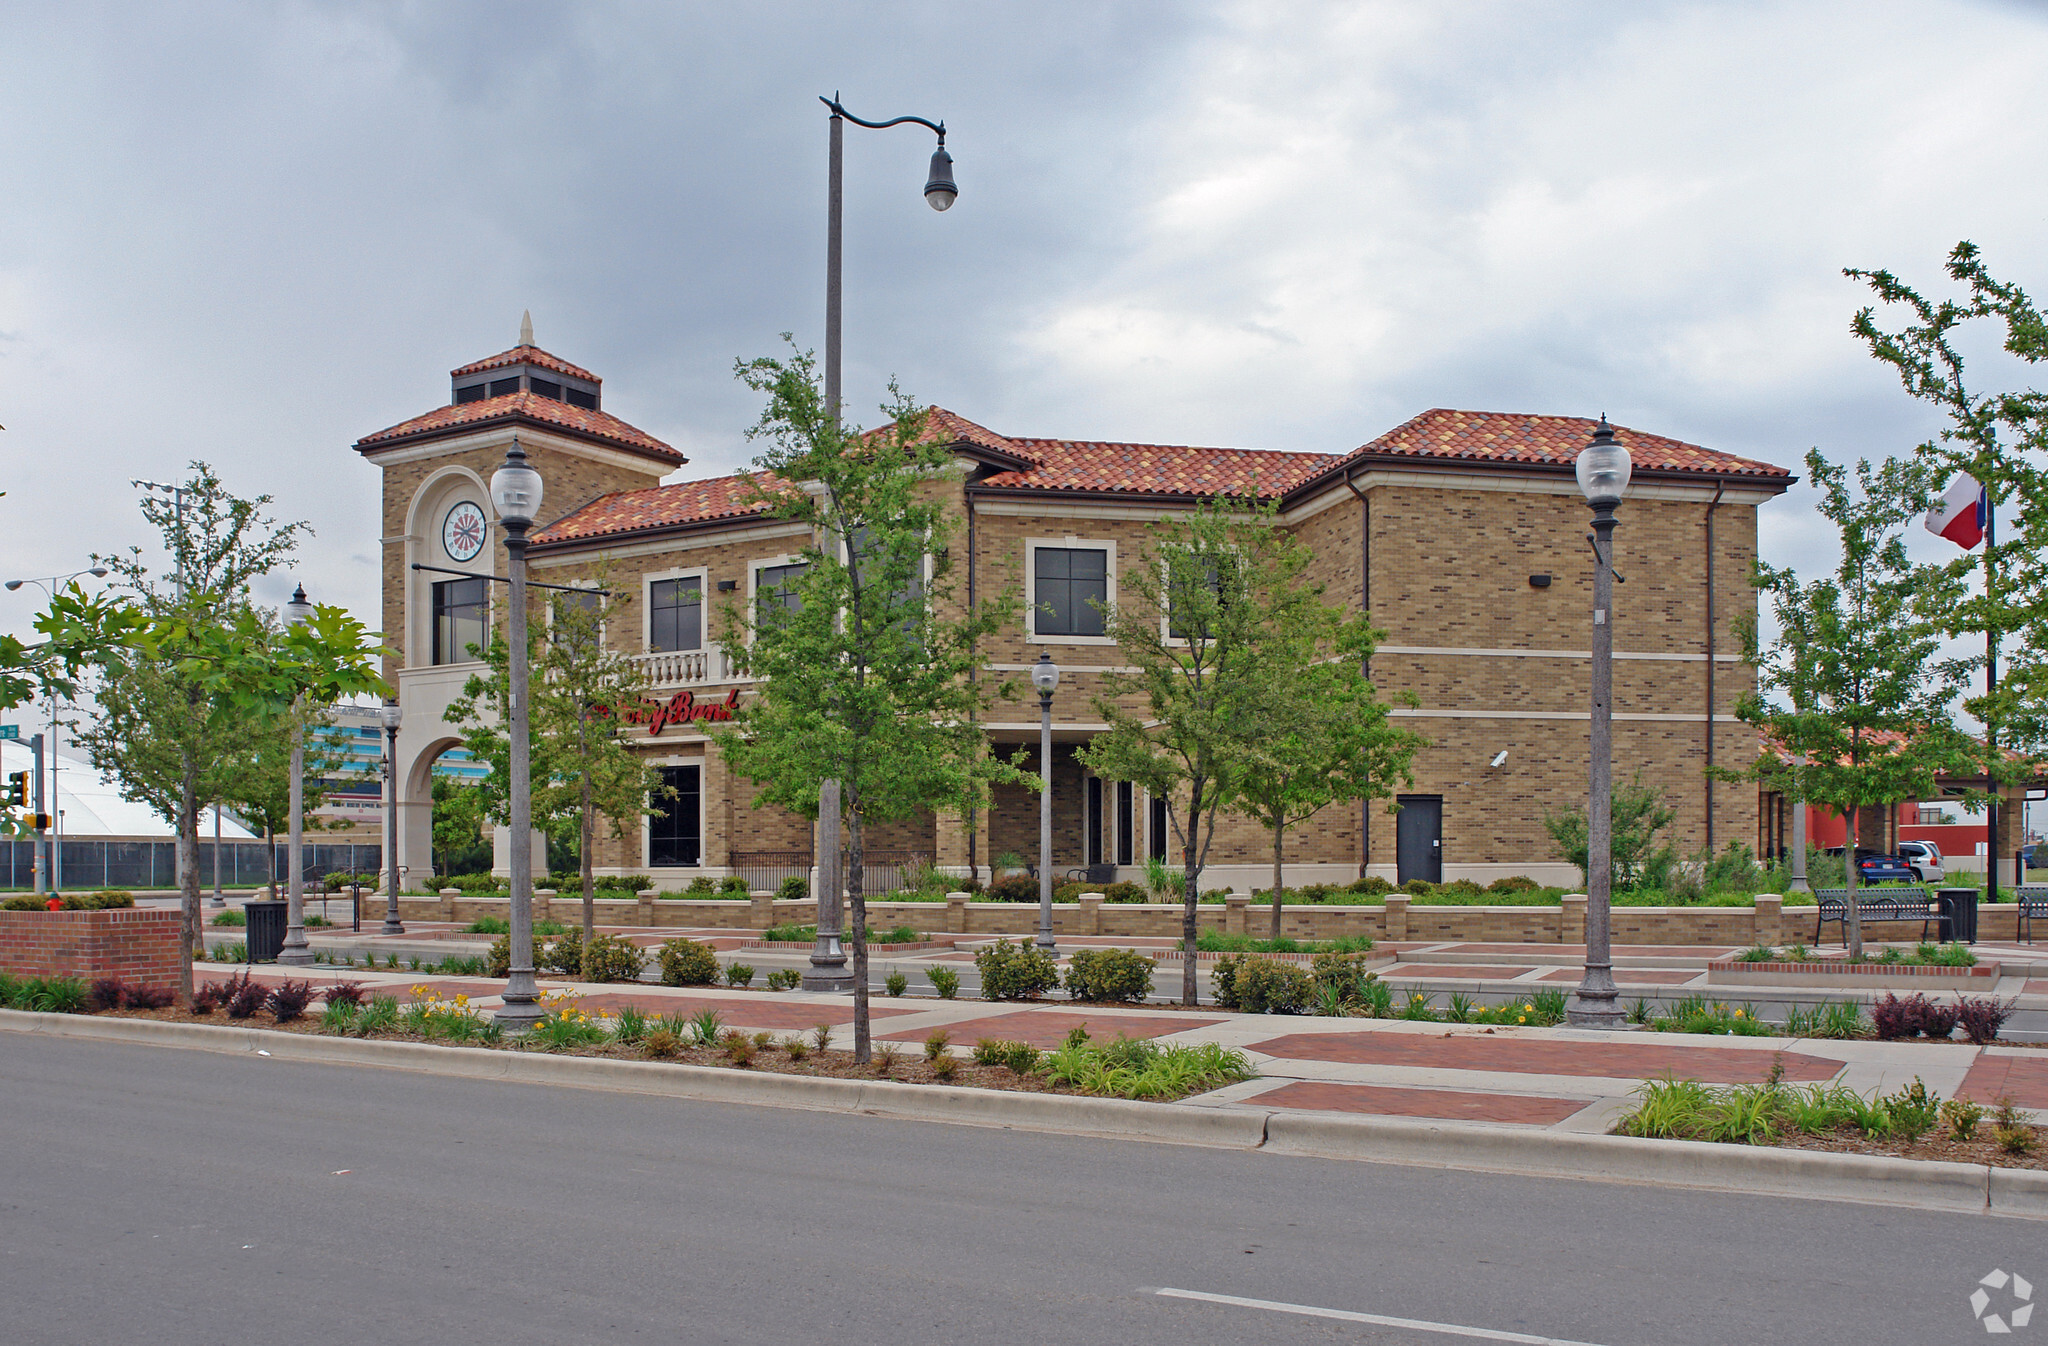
[3,0,2046,639]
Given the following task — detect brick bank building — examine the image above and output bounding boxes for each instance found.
[359,333,1792,894]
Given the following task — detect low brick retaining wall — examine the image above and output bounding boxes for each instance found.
[0,909,181,994]
[1706,959,2002,990]
[365,890,2030,947]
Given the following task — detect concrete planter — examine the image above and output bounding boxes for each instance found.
[1706,959,2000,990]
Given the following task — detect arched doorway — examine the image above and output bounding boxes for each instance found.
[398,735,494,888]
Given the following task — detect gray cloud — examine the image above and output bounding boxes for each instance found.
[2,0,2044,638]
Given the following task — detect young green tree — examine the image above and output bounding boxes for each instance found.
[1541,774,1678,891]
[1079,499,1284,1005]
[1227,556,1422,938]
[442,570,665,975]
[711,344,1023,1061]
[1733,450,1974,955]
[1846,243,2048,879]
[431,776,493,877]
[216,702,359,896]
[80,464,386,1004]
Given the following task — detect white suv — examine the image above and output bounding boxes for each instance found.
[1895,840,1943,883]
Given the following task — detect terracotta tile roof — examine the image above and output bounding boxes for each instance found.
[1313,409,1791,483]
[451,344,600,384]
[531,473,793,545]
[977,438,1330,499]
[915,407,1028,460]
[353,392,683,465]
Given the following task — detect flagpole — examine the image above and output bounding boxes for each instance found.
[1986,492,1999,909]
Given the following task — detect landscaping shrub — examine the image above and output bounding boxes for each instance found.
[223,973,270,1020]
[564,933,646,983]
[211,909,248,926]
[1002,1041,1041,1074]
[1941,1097,1984,1141]
[717,875,748,896]
[776,875,809,901]
[1040,1036,1257,1100]
[726,962,757,988]
[1064,948,1155,1003]
[1872,993,1963,1041]
[685,876,717,895]
[544,929,584,975]
[465,916,510,935]
[324,981,366,1008]
[89,977,128,1012]
[1309,951,1378,1008]
[923,1029,951,1060]
[927,967,960,999]
[986,874,1040,903]
[1956,996,2013,1045]
[765,969,801,991]
[657,937,721,986]
[268,979,315,1022]
[125,984,174,1010]
[641,1028,680,1059]
[1349,875,1392,896]
[883,971,907,996]
[1486,875,1539,895]
[485,934,547,979]
[1103,881,1146,903]
[190,980,228,1014]
[1223,956,1312,1014]
[2,895,45,910]
[973,938,1060,1000]
[1400,878,1438,896]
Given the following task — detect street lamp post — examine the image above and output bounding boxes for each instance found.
[1787,754,1811,895]
[6,566,110,896]
[277,583,316,966]
[1032,652,1060,954]
[491,440,545,1031]
[1568,418,1631,1029]
[807,92,957,989]
[381,698,405,934]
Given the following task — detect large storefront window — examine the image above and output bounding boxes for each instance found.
[756,562,807,630]
[650,765,701,867]
[432,577,487,665]
[649,577,702,652]
[1033,546,1108,637]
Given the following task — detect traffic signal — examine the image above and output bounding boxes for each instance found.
[4,772,24,809]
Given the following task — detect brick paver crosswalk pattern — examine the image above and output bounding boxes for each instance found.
[1249,1032,1847,1084]
[880,1009,1222,1049]
[1255,1080,1595,1125]
[1957,1053,2048,1110]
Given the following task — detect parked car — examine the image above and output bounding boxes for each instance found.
[1855,852,1920,886]
[1894,840,1943,884]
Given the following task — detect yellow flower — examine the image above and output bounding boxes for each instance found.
[1522,1003,1533,1011]
[1733,1009,1745,1019]
[1517,1014,1526,1023]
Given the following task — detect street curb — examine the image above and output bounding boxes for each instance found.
[3,1009,2039,1217]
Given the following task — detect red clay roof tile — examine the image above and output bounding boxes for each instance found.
[451,344,600,384]
[1317,409,1790,482]
[354,392,682,465]
[531,473,793,545]
[977,438,1329,499]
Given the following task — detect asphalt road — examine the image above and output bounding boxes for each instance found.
[0,1034,2037,1346]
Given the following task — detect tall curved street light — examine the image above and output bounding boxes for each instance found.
[5,566,110,895]
[277,583,317,966]
[492,439,545,1031]
[805,93,956,995]
[1567,418,1631,1029]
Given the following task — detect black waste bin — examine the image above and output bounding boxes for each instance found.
[1936,887,1980,945]
[244,899,287,962]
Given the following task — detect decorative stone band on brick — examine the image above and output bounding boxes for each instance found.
[0,909,181,998]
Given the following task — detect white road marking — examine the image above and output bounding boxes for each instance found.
[1153,1288,1615,1345]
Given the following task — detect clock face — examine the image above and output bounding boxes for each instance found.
[442,501,488,563]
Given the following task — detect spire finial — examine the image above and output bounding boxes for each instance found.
[519,310,533,346]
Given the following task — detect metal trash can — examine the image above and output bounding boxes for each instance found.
[1936,887,1980,945]
[244,899,288,962]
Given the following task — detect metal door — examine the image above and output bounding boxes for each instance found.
[1395,795,1442,885]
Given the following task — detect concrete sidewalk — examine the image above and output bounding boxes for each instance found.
[192,955,2048,1135]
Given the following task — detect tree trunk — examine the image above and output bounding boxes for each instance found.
[1270,820,1286,941]
[1843,803,1863,958]
[848,804,870,1062]
[580,775,596,981]
[177,750,200,1010]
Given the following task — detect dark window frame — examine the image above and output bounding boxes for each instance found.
[431,577,488,666]
[1033,545,1109,638]
[649,575,704,653]
[649,765,702,867]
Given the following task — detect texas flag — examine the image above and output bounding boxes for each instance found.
[1925,473,1986,550]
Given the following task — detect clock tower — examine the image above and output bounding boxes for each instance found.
[352,315,684,886]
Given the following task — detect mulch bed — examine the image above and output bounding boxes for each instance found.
[1760,1126,2048,1171]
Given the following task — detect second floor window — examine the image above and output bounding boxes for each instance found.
[649,577,702,652]
[1034,546,1108,637]
[431,577,487,665]
[757,561,808,630]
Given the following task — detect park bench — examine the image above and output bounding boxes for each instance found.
[1812,887,1937,945]
[2009,885,2048,944]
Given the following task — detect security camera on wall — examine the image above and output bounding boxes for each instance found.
[1490,751,1508,768]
